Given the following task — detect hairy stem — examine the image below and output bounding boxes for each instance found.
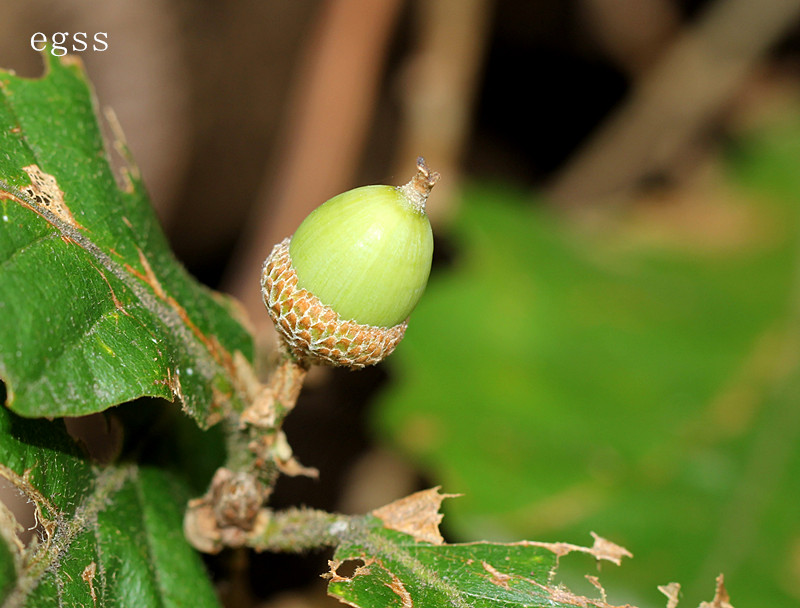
[186,341,313,554]
[248,508,357,553]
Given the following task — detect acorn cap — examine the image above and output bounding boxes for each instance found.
[261,158,437,368]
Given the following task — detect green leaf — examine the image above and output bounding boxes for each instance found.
[0,53,253,425]
[374,115,800,606]
[327,516,629,608]
[0,406,220,607]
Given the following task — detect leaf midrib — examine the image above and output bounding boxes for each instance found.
[0,176,238,416]
[3,465,131,608]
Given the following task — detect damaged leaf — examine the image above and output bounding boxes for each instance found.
[328,492,728,607]
[659,582,681,608]
[371,486,459,545]
[0,406,219,607]
[327,515,634,608]
[326,520,736,608]
[699,575,733,608]
[0,53,253,425]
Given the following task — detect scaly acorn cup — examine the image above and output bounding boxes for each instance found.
[261,158,437,369]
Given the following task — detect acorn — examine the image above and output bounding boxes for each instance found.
[261,158,437,369]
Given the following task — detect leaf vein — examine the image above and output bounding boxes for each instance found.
[3,465,131,608]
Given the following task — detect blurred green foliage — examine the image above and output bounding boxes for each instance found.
[375,111,800,607]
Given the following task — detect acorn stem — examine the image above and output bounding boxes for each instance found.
[398,157,440,213]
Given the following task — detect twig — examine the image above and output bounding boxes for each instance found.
[247,507,355,553]
[185,345,312,554]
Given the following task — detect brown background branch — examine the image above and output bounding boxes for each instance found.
[548,0,800,206]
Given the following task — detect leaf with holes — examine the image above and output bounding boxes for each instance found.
[326,512,634,608]
[0,406,220,607]
[0,53,253,425]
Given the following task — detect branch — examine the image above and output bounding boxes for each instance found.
[549,0,800,205]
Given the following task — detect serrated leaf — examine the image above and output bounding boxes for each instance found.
[0,406,220,607]
[0,54,253,425]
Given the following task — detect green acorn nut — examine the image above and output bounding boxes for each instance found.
[261,158,437,368]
